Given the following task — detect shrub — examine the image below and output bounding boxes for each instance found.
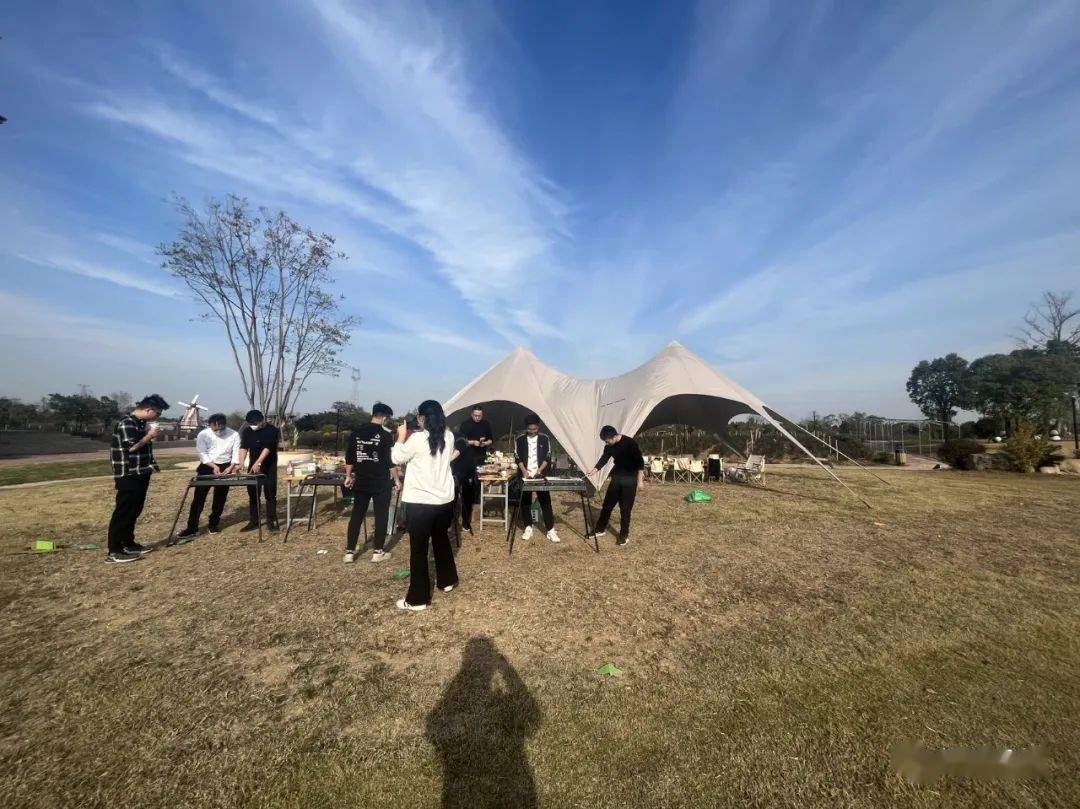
[1005,424,1055,473]
[871,451,891,464]
[937,438,986,469]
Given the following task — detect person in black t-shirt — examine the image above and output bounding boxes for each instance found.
[451,431,478,532]
[344,402,400,563]
[458,406,494,466]
[239,409,281,531]
[586,425,645,547]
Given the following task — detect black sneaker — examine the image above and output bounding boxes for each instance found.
[175,528,199,540]
[105,551,141,564]
[586,529,606,541]
[239,522,259,532]
[125,542,154,554]
[266,522,280,532]
[616,535,630,547]
[208,524,221,535]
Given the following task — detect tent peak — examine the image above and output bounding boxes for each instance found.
[666,339,685,349]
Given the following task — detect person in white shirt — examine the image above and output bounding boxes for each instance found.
[515,413,560,543]
[177,413,240,539]
[390,399,459,611]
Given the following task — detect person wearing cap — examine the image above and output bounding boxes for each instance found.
[106,393,169,563]
[238,409,281,531]
[586,425,645,547]
[176,413,240,540]
[514,413,561,543]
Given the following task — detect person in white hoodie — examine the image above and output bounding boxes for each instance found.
[177,413,240,539]
[390,399,459,611]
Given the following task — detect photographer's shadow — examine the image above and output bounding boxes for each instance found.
[426,636,541,809]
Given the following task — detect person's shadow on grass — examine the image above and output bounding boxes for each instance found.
[426,636,541,809]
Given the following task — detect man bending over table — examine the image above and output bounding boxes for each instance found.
[515,413,561,543]
[238,410,280,532]
[176,412,240,539]
[586,425,645,547]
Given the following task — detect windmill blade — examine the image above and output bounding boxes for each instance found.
[195,404,208,410]
[178,401,191,409]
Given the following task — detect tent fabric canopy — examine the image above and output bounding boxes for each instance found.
[444,341,855,495]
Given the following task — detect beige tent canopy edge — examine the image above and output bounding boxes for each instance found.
[443,341,873,507]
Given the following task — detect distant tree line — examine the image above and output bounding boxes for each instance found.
[0,391,132,436]
[906,290,1080,437]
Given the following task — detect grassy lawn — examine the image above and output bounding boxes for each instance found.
[0,459,189,487]
[0,468,1077,807]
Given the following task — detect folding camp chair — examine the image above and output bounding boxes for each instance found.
[672,456,692,483]
[650,457,667,483]
[729,454,766,485]
[688,458,706,482]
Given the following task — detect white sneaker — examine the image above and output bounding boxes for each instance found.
[522,525,534,541]
[371,549,390,563]
[441,584,455,593]
[396,598,427,612]
[343,551,356,563]
[547,528,561,543]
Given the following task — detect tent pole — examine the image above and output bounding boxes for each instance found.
[770,411,892,486]
[759,412,873,508]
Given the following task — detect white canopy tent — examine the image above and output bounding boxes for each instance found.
[444,341,872,504]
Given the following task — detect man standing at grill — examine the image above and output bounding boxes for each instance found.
[456,406,493,530]
[176,413,240,540]
[515,414,561,543]
[343,402,400,563]
[586,425,645,547]
[238,410,280,532]
[106,393,169,563]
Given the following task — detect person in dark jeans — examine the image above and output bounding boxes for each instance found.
[390,399,459,611]
[238,410,280,531]
[586,425,645,547]
[106,394,170,563]
[344,402,400,563]
[176,413,240,539]
[515,413,560,543]
[451,431,478,533]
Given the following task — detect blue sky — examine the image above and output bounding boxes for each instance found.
[2,1,1079,420]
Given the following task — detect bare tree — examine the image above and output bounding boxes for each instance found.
[1020,290,1080,348]
[159,195,359,430]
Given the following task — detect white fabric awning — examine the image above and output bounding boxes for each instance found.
[444,341,864,500]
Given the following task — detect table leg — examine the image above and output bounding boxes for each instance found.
[506,496,522,555]
[581,493,599,553]
[479,480,485,533]
[166,483,194,545]
[308,485,318,532]
[283,482,307,544]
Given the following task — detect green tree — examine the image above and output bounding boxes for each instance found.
[965,344,1080,430]
[906,353,970,426]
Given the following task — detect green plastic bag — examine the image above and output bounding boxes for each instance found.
[685,489,712,503]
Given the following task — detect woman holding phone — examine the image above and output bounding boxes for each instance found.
[390,400,459,611]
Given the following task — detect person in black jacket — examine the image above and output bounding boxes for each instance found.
[344,402,400,563]
[515,414,560,543]
[586,425,645,547]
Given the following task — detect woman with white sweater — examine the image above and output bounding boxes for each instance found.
[390,399,460,611]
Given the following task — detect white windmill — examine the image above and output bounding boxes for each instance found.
[177,393,209,434]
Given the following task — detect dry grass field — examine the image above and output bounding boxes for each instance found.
[1,467,1078,808]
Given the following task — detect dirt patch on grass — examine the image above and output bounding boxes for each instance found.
[1,468,1078,807]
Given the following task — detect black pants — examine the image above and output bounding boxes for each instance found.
[520,490,554,532]
[347,484,391,551]
[457,470,479,530]
[247,467,278,525]
[186,463,229,531]
[107,473,152,553]
[405,502,458,606]
[595,475,638,539]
